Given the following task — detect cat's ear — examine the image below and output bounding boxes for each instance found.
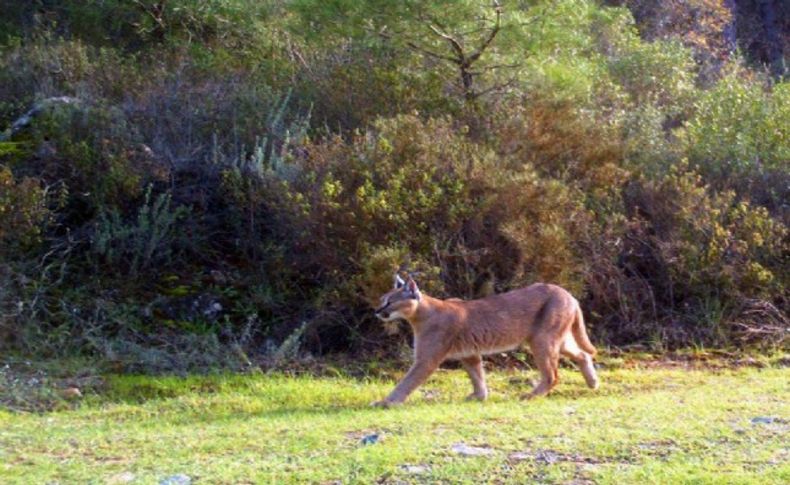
[406,276,421,300]
[393,273,406,289]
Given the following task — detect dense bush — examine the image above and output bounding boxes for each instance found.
[586,164,787,346]
[0,1,787,369]
[0,162,50,257]
[269,114,589,293]
[687,72,789,171]
[685,71,790,215]
[0,0,281,53]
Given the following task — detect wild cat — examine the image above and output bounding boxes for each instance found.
[372,275,598,407]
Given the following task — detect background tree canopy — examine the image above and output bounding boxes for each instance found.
[0,0,787,371]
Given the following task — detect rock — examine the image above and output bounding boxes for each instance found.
[359,433,380,445]
[451,443,494,456]
[508,451,532,461]
[751,416,785,425]
[534,449,561,464]
[509,449,596,465]
[159,474,191,485]
[401,464,429,474]
[209,270,228,285]
[419,389,440,401]
[202,301,223,318]
[507,377,536,387]
[107,472,136,484]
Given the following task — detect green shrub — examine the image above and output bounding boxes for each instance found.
[650,166,785,298]
[608,38,696,114]
[245,114,594,348]
[0,37,143,123]
[262,114,487,303]
[490,94,629,198]
[0,1,280,54]
[0,164,50,258]
[686,70,789,176]
[91,188,189,278]
[5,100,168,226]
[295,44,449,131]
[683,70,789,212]
[590,163,789,346]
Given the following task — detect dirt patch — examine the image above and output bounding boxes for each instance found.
[634,439,683,460]
[508,449,608,465]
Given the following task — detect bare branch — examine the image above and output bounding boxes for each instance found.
[405,40,460,64]
[370,23,458,64]
[425,14,449,32]
[133,0,168,35]
[470,77,516,100]
[427,24,465,60]
[460,26,493,37]
[468,62,521,74]
[467,2,502,65]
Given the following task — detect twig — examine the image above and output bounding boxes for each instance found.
[466,2,501,65]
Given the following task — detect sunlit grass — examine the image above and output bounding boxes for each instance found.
[1,364,788,484]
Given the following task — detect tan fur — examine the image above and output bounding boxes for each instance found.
[372,278,599,407]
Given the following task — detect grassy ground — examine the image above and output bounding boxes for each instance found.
[1,358,788,484]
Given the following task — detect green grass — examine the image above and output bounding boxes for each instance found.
[1,363,788,484]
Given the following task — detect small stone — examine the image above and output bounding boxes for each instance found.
[360,433,379,445]
[209,270,227,284]
[508,451,532,461]
[451,443,494,456]
[420,389,440,401]
[507,377,536,387]
[203,301,223,317]
[401,465,429,474]
[535,449,561,464]
[108,472,136,484]
[751,416,778,425]
[159,474,191,485]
